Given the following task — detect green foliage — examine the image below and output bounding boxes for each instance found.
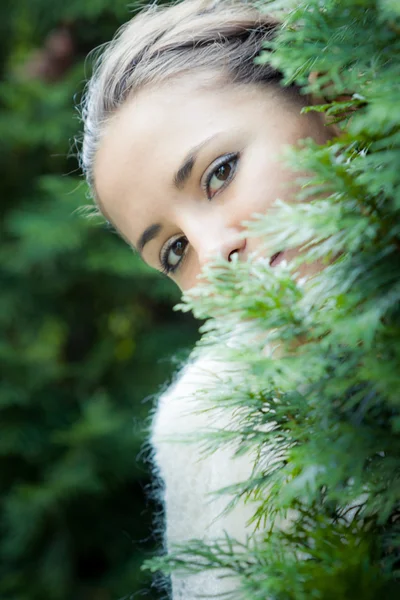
[0,1,196,599]
[143,0,400,596]
[146,508,395,600]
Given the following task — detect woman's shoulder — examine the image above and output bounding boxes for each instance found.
[147,345,272,598]
[149,346,258,541]
[150,349,241,440]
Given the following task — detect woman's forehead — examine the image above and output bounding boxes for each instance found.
[94,76,282,197]
[95,84,234,198]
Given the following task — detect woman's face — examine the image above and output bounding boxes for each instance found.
[94,74,334,291]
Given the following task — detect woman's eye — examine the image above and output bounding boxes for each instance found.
[205,153,239,199]
[160,235,188,274]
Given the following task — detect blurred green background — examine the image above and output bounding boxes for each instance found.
[0,1,198,598]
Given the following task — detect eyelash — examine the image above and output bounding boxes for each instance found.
[203,152,240,200]
[160,152,240,275]
[160,235,189,275]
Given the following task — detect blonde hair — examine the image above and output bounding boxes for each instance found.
[80,0,285,200]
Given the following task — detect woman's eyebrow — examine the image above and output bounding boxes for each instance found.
[137,223,162,255]
[173,133,221,189]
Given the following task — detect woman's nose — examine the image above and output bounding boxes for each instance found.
[197,229,246,268]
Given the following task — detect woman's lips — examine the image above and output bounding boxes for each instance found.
[269,251,284,267]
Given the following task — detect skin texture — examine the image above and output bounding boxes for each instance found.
[94,73,337,291]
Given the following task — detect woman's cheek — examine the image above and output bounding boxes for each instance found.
[178,253,200,292]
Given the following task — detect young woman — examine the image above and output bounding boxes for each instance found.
[80,1,339,597]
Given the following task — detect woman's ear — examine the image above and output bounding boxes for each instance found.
[308,71,327,105]
[308,71,353,104]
